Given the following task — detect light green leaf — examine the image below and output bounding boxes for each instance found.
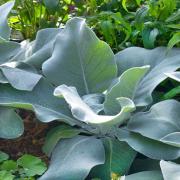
[104,66,149,115]
[0,1,14,40]
[0,170,14,180]
[39,136,105,180]
[128,100,180,147]
[43,125,81,156]
[115,47,180,106]
[1,160,17,171]
[17,154,47,177]
[54,85,135,127]
[42,17,117,95]
[160,160,180,180]
[168,32,180,50]
[0,107,23,139]
[163,86,180,100]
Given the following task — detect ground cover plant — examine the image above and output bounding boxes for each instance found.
[0,1,180,180]
[0,151,47,180]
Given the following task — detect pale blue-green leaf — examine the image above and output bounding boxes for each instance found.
[0,66,41,91]
[104,66,149,115]
[115,47,180,106]
[0,107,23,139]
[128,100,180,147]
[89,138,136,179]
[124,171,163,180]
[42,17,117,95]
[160,160,180,180]
[165,71,180,82]
[54,85,135,126]
[116,47,179,75]
[0,1,14,40]
[116,128,180,160]
[0,41,20,64]
[43,125,81,156]
[0,79,76,125]
[39,136,105,180]
[82,93,104,114]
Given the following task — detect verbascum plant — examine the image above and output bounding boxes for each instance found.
[0,1,180,180]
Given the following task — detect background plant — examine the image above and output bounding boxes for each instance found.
[0,151,47,180]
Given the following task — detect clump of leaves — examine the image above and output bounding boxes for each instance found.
[0,1,180,180]
[0,151,47,180]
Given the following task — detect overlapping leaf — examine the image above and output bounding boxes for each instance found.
[39,136,105,180]
[115,47,180,106]
[42,17,117,95]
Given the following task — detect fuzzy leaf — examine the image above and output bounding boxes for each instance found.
[42,17,117,95]
[0,107,23,139]
[54,85,135,126]
[0,1,14,40]
[39,136,105,180]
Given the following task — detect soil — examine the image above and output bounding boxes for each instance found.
[0,110,49,164]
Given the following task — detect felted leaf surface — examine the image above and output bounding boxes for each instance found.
[165,71,180,82]
[0,79,76,125]
[128,100,180,147]
[104,66,149,115]
[115,47,180,106]
[39,136,105,180]
[54,85,135,126]
[0,65,41,91]
[89,137,136,179]
[43,125,81,156]
[160,160,180,180]
[0,1,14,40]
[42,17,117,95]
[116,128,180,160]
[0,107,23,139]
[124,171,163,180]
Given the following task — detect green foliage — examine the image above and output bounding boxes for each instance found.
[0,1,180,179]
[0,152,47,180]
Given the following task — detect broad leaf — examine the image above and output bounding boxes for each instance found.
[0,1,14,40]
[115,47,180,106]
[0,79,76,125]
[54,85,135,127]
[116,128,180,160]
[17,154,47,176]
[39,136,105,180]
[128,100,180,147]
[0,41,20,64]
[104,66,149,115]
[123,171,163,180]
[82,93,104,114]
[0,65,41,91]
[0,107,23,139]
[43,125,81,156]
[89,138,136,179]
[160,160,180,180]
[42,17,117,95]
[165,71,180,82]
